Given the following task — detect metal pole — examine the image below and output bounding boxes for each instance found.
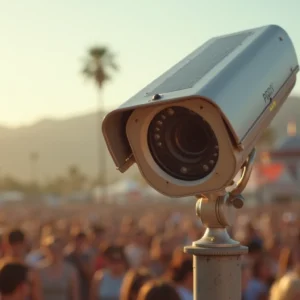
[184,149,256,300]
[185,195,247,300]
[192,250,245,299]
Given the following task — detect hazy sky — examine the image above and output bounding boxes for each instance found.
[0,0,299,126]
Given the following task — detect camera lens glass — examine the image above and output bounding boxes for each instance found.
[147,106,219,181]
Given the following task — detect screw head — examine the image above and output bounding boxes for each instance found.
[180,167,188,174]
[203,165,209,171]
[167,108,175,116]
[152,94,162,101]
[231,195,244,209]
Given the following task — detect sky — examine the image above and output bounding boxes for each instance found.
[0,0,299,127]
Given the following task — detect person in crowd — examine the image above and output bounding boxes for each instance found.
[117,217,136,246]
[264,235,282,280]
[125,230,149,269]
[242,263,252,300]
[26,246,45,268]
[0,229,43,300]
[171,247,190,269]
[38,235,80,300]
[0,235,4,258]
[148,236,173,277]
[244,223,263,247]
[270,249,300,300]
[90,245,128,300]
[243,254,272,300]
[93,243,109,274]
[88,226,106,273]
[25,230,47,268]
[120,268,152,300]
[0,262,30,300]
[169,258,193,300]
[270,273,300,300]
[245,240,264,266]
[65,231,93,300]
[137,280,181,300]
[88,225,105,258]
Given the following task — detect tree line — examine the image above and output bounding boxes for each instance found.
[0,165,98,195]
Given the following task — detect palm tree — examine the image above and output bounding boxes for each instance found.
[67,164,86,191]
[81,46,118,201]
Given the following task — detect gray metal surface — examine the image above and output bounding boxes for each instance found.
[116,25,298,144]
[149,31,253,95]
[192,252,244,300]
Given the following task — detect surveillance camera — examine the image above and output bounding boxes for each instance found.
[102,25,299,198]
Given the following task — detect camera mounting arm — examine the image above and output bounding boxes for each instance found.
[184,148,256,300]
[191,148,256,247]
[229,148,257,201]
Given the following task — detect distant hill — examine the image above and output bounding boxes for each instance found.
[0,112,138,182]
[0,96,299,182]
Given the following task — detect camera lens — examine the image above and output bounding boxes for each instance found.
[148,106,219,181]
[172,118,208,157]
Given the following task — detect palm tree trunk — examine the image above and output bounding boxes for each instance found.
[98,92,107,202]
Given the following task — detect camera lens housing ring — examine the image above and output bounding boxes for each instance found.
[148,106,219,181]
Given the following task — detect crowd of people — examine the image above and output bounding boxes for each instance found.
[0,200,299,300]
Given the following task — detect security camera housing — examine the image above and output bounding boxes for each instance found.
[102,24,299,197]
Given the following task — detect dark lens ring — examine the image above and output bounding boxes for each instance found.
[148,106,219,181]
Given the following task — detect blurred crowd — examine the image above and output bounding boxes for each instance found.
[0,200,299,300]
